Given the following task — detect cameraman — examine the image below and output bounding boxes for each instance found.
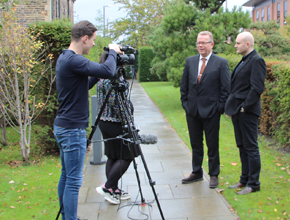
[96,51,140,204]
[53,21,122,220]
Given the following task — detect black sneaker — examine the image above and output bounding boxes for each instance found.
[114,188,131,200]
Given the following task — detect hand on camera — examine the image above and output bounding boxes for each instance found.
[108,44,122,54]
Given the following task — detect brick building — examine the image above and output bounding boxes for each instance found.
[16,0,76,27]
[243,0,290,27]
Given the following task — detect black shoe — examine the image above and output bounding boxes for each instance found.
[209,176,219,188]
[182,173,203,184]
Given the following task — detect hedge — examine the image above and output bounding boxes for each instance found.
[138,46,160,82]
[28,19,73,152]
[269,63,290,147]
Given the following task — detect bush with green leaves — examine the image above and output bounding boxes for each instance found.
[218,53,241,72]
[269,63,290,147]
[250,21,290,59]
[138,46,160,82]
[28,19,73,153]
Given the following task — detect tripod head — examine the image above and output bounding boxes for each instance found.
[111,67,129,93]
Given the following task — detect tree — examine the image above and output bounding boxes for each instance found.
[108,0,169,48]
[250,21,290,57]
[183,0,226,14]
[148,0,251,86]
[0,4,54,162]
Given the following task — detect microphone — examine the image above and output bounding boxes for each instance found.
[139,134,158,145]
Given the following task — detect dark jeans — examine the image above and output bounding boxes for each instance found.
[186,111,221,177]
[54,125,86,220]
[232,112,261,189]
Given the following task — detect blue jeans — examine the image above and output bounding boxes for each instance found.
[54,125,87,220]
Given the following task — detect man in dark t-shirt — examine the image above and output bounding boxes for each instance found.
[53,20,121,220]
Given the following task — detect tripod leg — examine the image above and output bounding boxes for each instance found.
[114,84,164,219]
[55,203,63,220]
[136,144,165,220]
[129,147,146,204]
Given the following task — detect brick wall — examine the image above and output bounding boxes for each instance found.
[252,0,290,27]
[16,0,74,27]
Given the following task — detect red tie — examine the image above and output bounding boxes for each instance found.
[197,58,206,84]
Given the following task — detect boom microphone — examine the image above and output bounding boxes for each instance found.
[139,134,158,145]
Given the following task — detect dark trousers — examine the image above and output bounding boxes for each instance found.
[186,111,221,177]
[232,112,261,189]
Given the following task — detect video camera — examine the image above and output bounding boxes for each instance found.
[104,44,137,67]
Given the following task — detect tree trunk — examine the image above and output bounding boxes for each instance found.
[20,134,30,163]
[0,116,7,146]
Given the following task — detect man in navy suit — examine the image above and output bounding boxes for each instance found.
[180,31,231,188]
[225,32,266,195]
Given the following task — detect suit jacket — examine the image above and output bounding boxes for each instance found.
[225,50,266,117]
[180,53,231,118]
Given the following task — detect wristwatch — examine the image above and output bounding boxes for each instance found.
[240,107,245,113]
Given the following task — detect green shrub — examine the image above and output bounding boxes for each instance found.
[28,19,73,153]
[270,63,290,147]
[138,46,160,82]
[218,53,241,72]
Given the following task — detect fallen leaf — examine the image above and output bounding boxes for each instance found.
[274,209,277,212]
[258,210,263,213]
[248,209,251,213]
[10,206,15,209]
[231,162,238,166]
[218,189,224,194]
[9,180,14,184]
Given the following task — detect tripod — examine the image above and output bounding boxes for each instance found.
[88,75,165,219]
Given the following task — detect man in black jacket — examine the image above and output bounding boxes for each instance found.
[54,20,121,219]
[180,31,230,188]
[225,31,266,195]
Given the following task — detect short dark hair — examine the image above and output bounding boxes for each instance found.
[71,20,97,42]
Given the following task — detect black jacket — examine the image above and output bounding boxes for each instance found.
[225,50,266,117]
[180,53,231,118]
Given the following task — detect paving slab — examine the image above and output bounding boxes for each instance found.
[77,80,239,220]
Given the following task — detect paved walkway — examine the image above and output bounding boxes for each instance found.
[77,80,239,220]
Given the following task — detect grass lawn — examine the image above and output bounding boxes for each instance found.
[0,88,96,220]
[141,81,290,220]
[0,126,61,219]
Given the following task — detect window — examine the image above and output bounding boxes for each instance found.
[277,3,280,23]
[267,6,270,20]
[284,1,287,18]
[262,8,265,21]
[256,10,260,21]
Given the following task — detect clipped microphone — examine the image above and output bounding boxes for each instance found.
[139,134,158,145]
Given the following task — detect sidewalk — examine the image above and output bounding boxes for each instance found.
[77,80,239,220]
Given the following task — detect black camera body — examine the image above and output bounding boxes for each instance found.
[104,45,137,81]
[117,45,137,67]
[104,44,137,67]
